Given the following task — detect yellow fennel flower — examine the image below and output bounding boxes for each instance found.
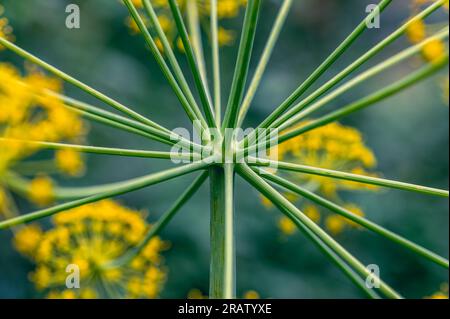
[13,224,43,257]
[28,175,54,206]
[263,122,378,237]
[55,149,85,177]
[18,200,168,299]
[325,215,347,236]
[425,283,449,299]
[0,62,87,215]
[125,0,247,49]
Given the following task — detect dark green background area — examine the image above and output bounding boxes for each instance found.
[0,0,448,298]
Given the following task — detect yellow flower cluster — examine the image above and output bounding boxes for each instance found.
[0,62,86,210]
[13,200,168,299]
[263,122,379,236]
[188,289,260,299]
[125,0,247,49]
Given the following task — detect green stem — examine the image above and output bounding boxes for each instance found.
[237,164,402,299]
[249,158,449,197]
[261,170,449,268]
[168,0,217,127]
[237,0,293,127]
[222,0,261,129]
[0,160,211,230]
[105,171,209,269]
[0,37,162,131]
[209,165,236,299]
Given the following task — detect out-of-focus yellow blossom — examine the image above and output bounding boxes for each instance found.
[408,2,449,103]
[14,200,168,299]
[28,175,54,206]
[421,38,446,63]
[13,224,43,257]
[277,216,296,236]
[263,122,378,236]
[124,0,247,49]
[425,283,449,299]
[406,18,426,44]
[188,289,261,299]
[0,62,86,216]
[55,149,85,177]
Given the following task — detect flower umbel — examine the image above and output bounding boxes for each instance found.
[14,200,168,299]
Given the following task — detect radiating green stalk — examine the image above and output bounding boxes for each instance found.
[250,158,449,197]
[0,139,192,161]
[105,172,209,269]
[277,28,450,131]
[209,165,236,299]
[123,0,206,130]
[278,56,449,144]
[211,0,221,126]
[261,171,449,268]
[222,0,261,129]
[261,0,447,132]
[242,56,448,155]
[141,0,208,131]
[186,0,210,97]
[0,37,163,132]
[0,160,211,230]
[250,0,393,131]
[168,0,216,127]
[58,94,206,153]
[237,0,293,127]
[237,164,402,299]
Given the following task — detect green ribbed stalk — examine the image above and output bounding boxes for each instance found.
[209,165,235,299]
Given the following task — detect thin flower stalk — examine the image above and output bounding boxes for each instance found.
[168,0,217,127]
[261,170,449,268]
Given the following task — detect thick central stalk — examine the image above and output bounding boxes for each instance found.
[209,164,235,299]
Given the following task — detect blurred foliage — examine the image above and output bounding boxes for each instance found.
[0,0,448,298]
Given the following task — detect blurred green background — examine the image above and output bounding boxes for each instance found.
[0,0,448,298]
